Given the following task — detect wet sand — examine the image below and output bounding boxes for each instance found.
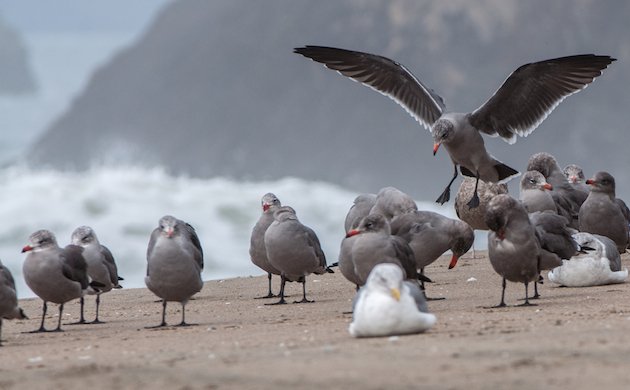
[1,252,630,389]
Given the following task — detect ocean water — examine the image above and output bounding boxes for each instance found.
[0,166,461,298]
[0,31,475,299]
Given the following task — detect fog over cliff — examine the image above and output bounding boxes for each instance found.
[27,0,630,200]
[0,14,36,94]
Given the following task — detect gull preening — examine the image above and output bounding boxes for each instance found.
[294,46,615,208]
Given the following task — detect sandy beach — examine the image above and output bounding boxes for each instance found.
[2,251,630,390]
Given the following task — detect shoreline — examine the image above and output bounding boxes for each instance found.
[2,251,630,389]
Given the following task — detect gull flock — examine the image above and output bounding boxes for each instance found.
[1,47,626,344]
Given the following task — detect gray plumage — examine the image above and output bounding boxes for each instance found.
[563,164,591,194]
[485,195,542,306]
[369,187,417,221]
[391,210,474,271]
[145,215,204,327]
[295,46,614,208]
[249,193,282,298]
[529,211,578,267]
[519,170,557,213]
[548,232,627,287]
[264,206,328,304]
[343,214,420,287]
[0,260,27,345]
[579,172,629,254]
[338,231,362,289]
[71,226,122,323]
[527,153,587,228]
[22,229,90,332]
[574,232,622,272]
[344,193,377,231]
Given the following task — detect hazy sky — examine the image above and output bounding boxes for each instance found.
[0,0,170,33]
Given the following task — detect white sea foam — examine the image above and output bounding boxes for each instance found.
[0,165,463,298]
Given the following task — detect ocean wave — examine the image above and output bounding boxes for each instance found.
[0,165,464,298]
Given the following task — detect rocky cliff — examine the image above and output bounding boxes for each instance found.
[27,0,630,199]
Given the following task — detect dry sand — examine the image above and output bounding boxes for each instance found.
[2,252,630,390]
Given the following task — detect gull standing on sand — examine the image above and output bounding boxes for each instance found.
[349,263,436,338]
[343,213,422,287]
[390,210,474,298]
[519,170,556,213]
[548,232,628,287]
[71,226,122,324]
[369,187,417,221]
[145,215,204,327]
[264,206,331,304]
[485,195,543,306]
[339,194,377,288]
[344,193,377,231]
[527,152,587,228]
[563,164,591,194]
[528,210,578,297]
[249,193,283,298]
[295,46,615,208]
[578,172,629,254]
[22,230,94,332]
[0,260,27,345]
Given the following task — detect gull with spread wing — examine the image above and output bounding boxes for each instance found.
[294,46,615,208]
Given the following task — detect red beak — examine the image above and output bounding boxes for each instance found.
[542,183,553,191]
[262,204,270,212]
[21,245,33,253]
[448,254,459,269]
[433,142,441,156]
[345,229,361,238]
[585,179,595,185]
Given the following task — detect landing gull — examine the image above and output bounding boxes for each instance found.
[295,46,615,208]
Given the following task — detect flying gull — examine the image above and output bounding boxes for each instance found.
[294,46,615,208]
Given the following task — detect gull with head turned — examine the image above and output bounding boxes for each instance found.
[22,230,95,332]
[249,193,283,298]
[579,172,629,254]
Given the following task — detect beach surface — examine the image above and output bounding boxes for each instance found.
[2,252,630,390]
